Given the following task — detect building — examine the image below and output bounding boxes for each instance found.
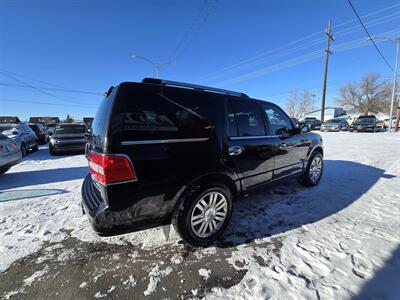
[83,117,94,128]
[0,116,21,123]
[304,107,346,121]
[29,117,60,124]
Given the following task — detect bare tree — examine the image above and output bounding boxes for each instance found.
[285,90,312,119]
[336,73,393,116]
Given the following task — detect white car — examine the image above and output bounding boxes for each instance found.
[0,123,38,156]
[0,133,22,174]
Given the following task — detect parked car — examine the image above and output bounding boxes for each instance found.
[299,117,322,131]
[383,117,398,129]
[349,115,381,132]
[0,123,38,156]
[0,133,22,174]
[81,78,324,246]
[321,118,349,132]
[28,123,47,144]
[45,123,57,136]
[48,123,89,155]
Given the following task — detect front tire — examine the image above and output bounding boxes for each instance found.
[173,183,233,247]
[298,152,324,187]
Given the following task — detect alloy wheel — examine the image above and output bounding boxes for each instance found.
[190,191,228,238]
[309,156,322,183]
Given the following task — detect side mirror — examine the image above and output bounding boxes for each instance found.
[299,123,311,133]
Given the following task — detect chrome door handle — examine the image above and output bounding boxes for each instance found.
[228,146,243,156]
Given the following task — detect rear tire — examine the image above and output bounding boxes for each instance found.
[172,183,233,247]
[32,141,39,152]
[21,143,27,157]
[298,152,323,187]
[0,167,10,174]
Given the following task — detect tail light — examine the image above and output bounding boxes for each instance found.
[87,151,136,185]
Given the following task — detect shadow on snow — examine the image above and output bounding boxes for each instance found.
[0,188,68,202]
[217,159,395,247]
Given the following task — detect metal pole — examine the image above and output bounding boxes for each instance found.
[388,39,399,133]
[321,20,334,123]
[155,64,160,79]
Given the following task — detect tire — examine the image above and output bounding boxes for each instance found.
[0,167,10,174]
[172,183,233,247]
[32,141,39,152]
[21,143,27,157]
[298,152,324,187]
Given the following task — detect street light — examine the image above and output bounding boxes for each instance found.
[132,55,175,79]
[368,36,399,133]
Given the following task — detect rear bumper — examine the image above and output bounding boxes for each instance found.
[50,143,86,153]
[0,151,22,171]
[81,175,169,236]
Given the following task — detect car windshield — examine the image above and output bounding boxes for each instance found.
[29,125,40,133]
[0,125,15,132]
[327,119,341,123]
[55,125,86,134]
[355,118,375,124]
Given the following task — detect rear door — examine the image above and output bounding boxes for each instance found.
[261,103,307,179]
[224,99,276,189]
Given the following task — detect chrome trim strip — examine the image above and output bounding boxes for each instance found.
[121,137,209,146]
[229,135,280,140]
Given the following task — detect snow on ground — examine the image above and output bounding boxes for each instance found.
[0,132,399,299]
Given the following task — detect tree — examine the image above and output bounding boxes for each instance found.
[285,90,313,119]
[64,114,74,123]
[336,73,393,116]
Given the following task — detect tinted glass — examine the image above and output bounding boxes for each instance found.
[263,104,293,135]
[122,86,214,140]
[356,117,375,124]
[228,100,265,136]
[0,125,13,132]
[55,125,86,134]
[29,124,40,133]
[327,119,340,123]
[91,87,117,145]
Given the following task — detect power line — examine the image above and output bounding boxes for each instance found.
[0,98,97,108]
[212,29,400,86]
[346,0,394,72]
[0,82,103,96]
[0,70,100,106]
[196,2,400,82]
[172,0,218,61]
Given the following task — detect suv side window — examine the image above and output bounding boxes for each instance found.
[263,104,293,135]
[228,100,265,136]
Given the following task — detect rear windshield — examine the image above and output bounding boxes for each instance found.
[327,119,341,123]
[55,125,86,134]
[356,117,375,124]
[91,87,117,146]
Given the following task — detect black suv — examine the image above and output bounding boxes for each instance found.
[82,79,323,246]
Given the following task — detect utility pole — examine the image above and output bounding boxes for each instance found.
[311,94,316,111]
[321,20,334,123]
[388,38,399,132]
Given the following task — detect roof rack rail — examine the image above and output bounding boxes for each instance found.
[142,78,249,98]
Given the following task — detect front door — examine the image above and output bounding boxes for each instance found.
[261,103,308,179]
[224,99,276,189]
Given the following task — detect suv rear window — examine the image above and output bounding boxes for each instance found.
[55,125,86,134]
[121,86,214,140]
